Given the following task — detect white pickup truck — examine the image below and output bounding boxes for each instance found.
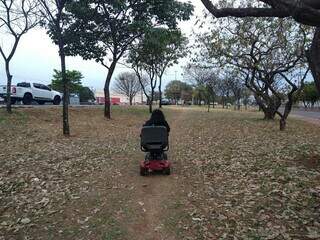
[0,82,62,105]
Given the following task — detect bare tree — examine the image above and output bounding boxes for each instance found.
[224,71,245,111]
[127,60,152,109]
[39,0,70,136]
[200,0,320,95]
[184,64,219,111]
[0,0,39,113]
[114,72,142,105]
[195,16,310,130]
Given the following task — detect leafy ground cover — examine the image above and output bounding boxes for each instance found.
[0,106,319,240]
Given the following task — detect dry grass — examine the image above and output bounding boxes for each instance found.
[0,106,320,240]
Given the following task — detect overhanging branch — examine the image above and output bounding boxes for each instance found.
[200,0,320,26]
[200,0,290,18]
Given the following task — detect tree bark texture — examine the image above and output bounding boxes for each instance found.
[104,61,117,119]
[308,28,320,94]
[5,61,12,114]
[59,41,70,136]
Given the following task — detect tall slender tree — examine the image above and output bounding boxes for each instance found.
[39,0,71,135]
[0,0,39,113]
[128,28,188,111]
[149,28,188,108]
[128,43,158,113]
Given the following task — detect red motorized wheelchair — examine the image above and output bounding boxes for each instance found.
[140,126,171,176]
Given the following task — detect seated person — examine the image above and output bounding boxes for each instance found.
[142,109,170,160]
[143,109,170,134]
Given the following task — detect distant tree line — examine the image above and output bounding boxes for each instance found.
[295,82,320,108]
[164,72,252,111]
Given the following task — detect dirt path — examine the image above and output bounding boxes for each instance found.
[123,108,187,240]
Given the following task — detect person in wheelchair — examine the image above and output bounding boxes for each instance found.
[141,109,170,161]
[143,109,170,133]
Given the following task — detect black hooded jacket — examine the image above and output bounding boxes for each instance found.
[143,109,170,133]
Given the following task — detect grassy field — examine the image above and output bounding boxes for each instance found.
[0,106,320,240]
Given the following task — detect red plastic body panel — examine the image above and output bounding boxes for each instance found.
[141,160,171,171]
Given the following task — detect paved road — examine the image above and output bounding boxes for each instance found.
[290,108,320,119]
[287,108,320,126]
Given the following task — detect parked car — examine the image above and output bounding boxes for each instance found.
[0,82,62,105]
[161,99,171,105]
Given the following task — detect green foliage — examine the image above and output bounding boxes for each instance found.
[78,87,96,103]
[165,80,192,101]
[128,27,189,109]
[192,85,214,104]
[62,0,193,116]
[299,82,320,106]
[51,69,83,93]
[51,69,95,102]
[65,0,193,63]
[129,28,188,76]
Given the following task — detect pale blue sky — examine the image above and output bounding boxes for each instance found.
[0,1,205,91]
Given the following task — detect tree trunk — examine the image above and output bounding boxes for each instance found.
[104,61,117,119]
[129,97,133,106]
[263,109,276,120]
[158,88,162,108]
[279,87,297,131]
[5,61,12,114]
[308,27,320,94]
[280,118,286,131]
[148,96,152,113]
[254,94,277,120]
[59,42,70,136]
[149,89,154,113]
[212,95,215,108]
[159,77,162,108]
[303,100,307,109]
[104,84,111,118]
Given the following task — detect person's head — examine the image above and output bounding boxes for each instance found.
[150,109,166,122]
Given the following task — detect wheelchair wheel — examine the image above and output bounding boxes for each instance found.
[140,167,148,176]
[163,167,171,175]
